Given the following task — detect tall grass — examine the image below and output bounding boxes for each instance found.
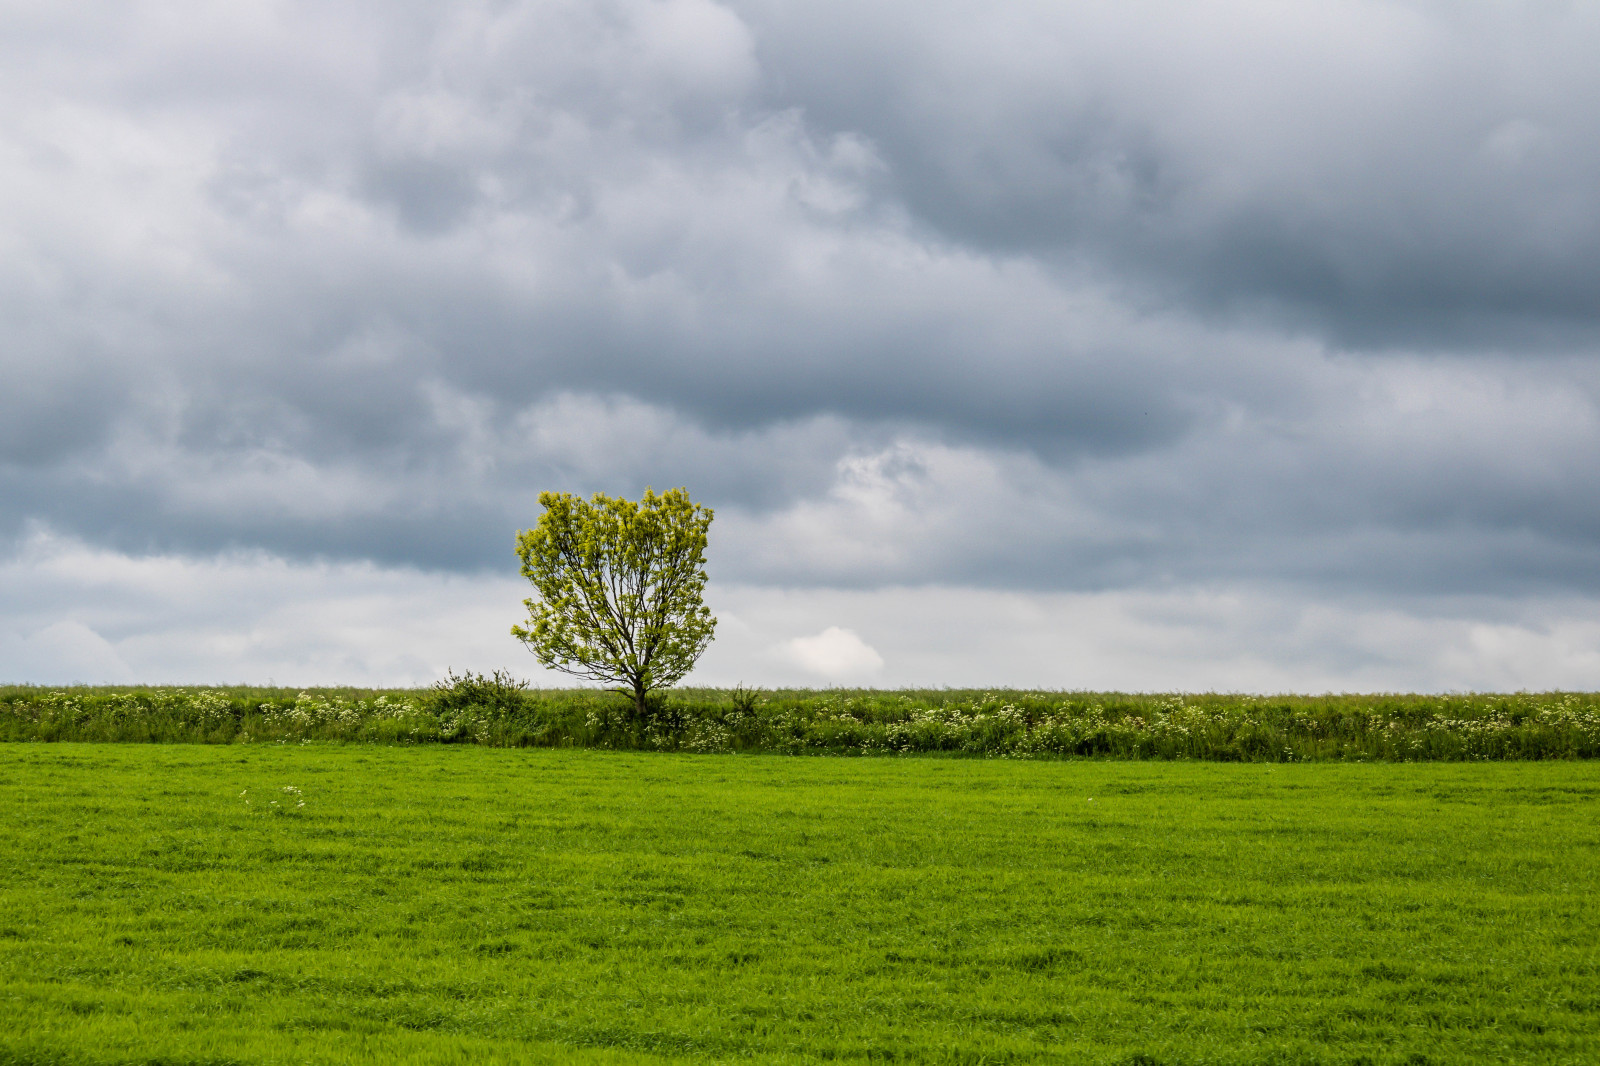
[4,682,1599,759]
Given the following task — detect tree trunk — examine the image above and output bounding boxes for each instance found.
[633,684,649,722]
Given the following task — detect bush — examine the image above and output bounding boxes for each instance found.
[422,670,531,742]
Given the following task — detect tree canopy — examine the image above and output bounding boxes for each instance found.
[512,488,716,716]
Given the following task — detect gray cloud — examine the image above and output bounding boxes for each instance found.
[2,0,1599,623]
[738,0,1600,346]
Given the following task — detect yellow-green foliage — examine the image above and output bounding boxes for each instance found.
[513,488,716,715]
[1,747,1597,1064]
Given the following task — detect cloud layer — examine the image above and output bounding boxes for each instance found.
[4,1,1600,687]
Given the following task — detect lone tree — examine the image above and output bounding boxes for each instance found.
[512,487,716,718]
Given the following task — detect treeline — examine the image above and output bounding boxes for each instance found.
[3,675,1599,760]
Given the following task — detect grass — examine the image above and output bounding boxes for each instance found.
[4,684,1600,759]
[2,745,1597,1064]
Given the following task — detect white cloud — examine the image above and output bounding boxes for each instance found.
[0,528,540,687]
[777,626,884,681]
[0,620,135,686]
[702,584,1600,693]
[4,530,1600,691]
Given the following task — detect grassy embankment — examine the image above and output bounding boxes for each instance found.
[4,684,1600,759]
[1,745,1597,1064]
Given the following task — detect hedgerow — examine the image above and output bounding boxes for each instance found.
[3,681,1598,759]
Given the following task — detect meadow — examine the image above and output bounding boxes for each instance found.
[1,745,1597,1064]
[4,682,1600,760]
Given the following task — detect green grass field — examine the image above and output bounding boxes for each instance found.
[2,746,1597,1065]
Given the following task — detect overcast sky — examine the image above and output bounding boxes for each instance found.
[5,0,1600,690]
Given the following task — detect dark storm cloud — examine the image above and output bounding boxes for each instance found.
[736,0,1600,348]
[3,0,1600,604]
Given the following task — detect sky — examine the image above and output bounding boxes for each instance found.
[4,0,1600,691]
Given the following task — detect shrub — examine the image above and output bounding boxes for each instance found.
[423,670,530,742]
